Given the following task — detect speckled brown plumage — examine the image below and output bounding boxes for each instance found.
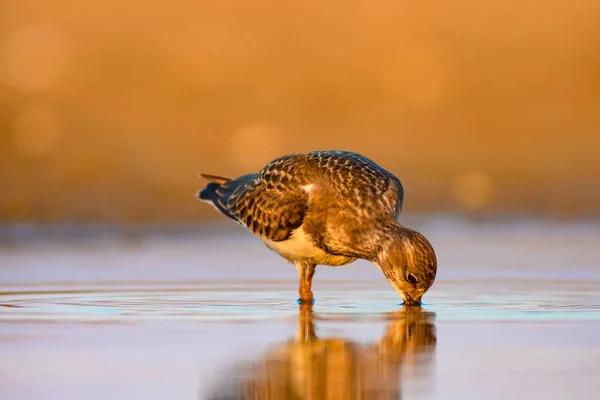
[198,150,437,305]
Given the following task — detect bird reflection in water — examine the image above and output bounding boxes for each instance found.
[206,304,437,400]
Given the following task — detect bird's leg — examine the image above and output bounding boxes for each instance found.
[295,260,316,304]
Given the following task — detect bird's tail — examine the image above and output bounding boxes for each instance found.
[197,173,255,222]
[199,174,231,185]
[197,173,231,203]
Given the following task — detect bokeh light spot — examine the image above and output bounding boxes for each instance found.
[2,24,72,92]
[453,169,494,210]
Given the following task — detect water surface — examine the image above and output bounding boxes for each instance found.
[1,217,599,399]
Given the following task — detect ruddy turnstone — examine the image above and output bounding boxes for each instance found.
[197,150,437,305]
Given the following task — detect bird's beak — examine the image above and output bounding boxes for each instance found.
[402,295,422,306]
[400,290,424,306]
[387,279,425,306]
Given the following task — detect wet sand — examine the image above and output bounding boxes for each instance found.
[1,217,600,399]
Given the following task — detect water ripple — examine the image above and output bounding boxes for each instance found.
[1,279,599,323]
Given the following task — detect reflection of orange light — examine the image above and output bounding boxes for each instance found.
[2,24,71,92]
[11,104,63,156]
[229,124,284,170]
[453,169,494,210]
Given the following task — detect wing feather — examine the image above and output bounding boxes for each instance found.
[199,154,310,241]
[198,150,403,241]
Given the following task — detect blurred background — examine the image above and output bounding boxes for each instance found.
[2,4,600,399]
[1,0,600,225]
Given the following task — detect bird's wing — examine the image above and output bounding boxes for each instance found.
[306,150,404,220]
[232,174,309,241]
[199,154,310,241]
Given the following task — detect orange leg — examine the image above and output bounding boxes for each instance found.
[296,261,316,304]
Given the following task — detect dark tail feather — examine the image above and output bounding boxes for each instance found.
[197,173,256,222]
[197,181,239,222]
[197,181,221,202]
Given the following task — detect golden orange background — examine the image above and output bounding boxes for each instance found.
[1,1,599,222]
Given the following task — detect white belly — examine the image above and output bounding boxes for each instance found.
[262,226,327,261]
[261,226,356,266]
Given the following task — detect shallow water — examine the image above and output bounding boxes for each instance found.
[1,217,600,399]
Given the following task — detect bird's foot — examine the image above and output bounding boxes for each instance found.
[400,300,423,307]
[296,297,316,305]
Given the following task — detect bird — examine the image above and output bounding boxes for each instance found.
[197,150,437,305]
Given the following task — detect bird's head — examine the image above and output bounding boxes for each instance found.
[376,225,437,306]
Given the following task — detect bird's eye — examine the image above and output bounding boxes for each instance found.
[407,273,418,285]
